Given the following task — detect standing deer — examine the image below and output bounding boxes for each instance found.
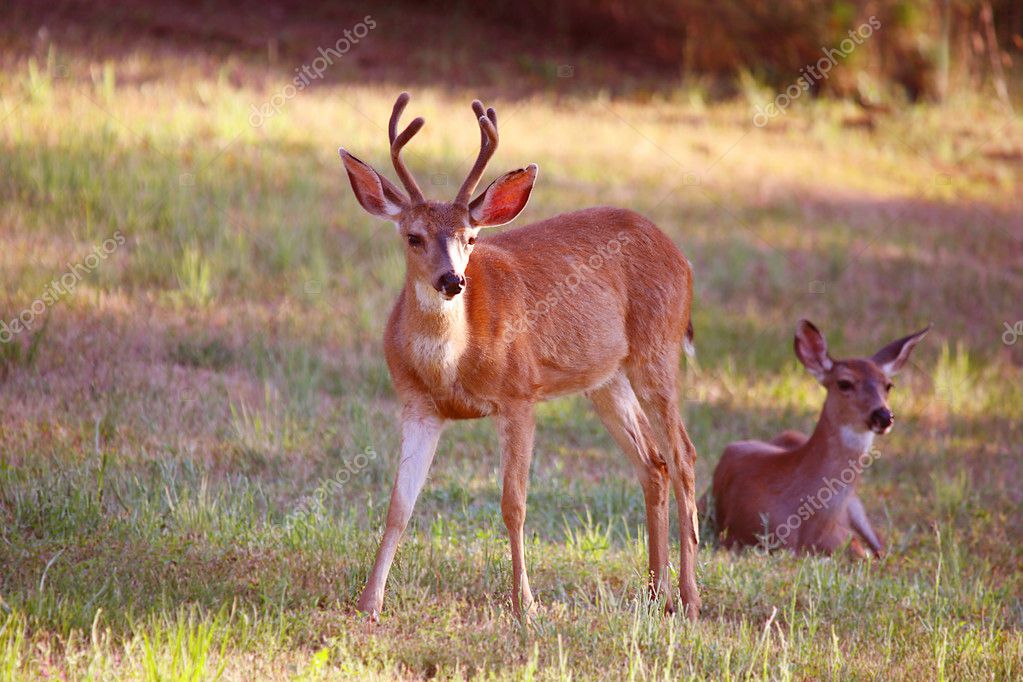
[706,320,929,557]
[338,93,701,620]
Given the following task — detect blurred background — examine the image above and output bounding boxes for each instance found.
[0,1,1020,679]
[4,0,1021,100]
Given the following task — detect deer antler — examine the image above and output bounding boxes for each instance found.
[454,99,498,206]
[389,92,425,204]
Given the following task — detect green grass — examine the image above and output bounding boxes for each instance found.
[0,34,1022,680]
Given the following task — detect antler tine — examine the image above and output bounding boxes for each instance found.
[388,92,425,204]
[455,99,499,206]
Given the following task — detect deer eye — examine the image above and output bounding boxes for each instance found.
[885,382,894,392]
[406,234,424,248]
[467,236,477,246]
[837,379,854,392]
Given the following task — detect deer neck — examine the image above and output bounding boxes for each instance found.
[402,278,469,389]
[796,408,875,489]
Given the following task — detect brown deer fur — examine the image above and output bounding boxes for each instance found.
[338,93,701,620]
[704,320,929,558]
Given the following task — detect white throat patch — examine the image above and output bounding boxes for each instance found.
[411,281,467,387]
[414,281,455,312]
[839,426,875,454]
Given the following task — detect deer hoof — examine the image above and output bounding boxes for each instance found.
[356,591,383,621]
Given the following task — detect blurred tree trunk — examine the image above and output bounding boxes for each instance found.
[937,0,950,101]
[981,0,1012,111]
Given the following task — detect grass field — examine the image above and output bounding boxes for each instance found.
[1,26,1022,680]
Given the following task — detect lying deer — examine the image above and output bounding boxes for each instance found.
[338,93,701,619]
[706,320,929,557]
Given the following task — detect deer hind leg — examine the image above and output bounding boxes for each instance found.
[629,351,702,621]
[588,370,672,612]
[811,525,859,557]
[770,429,808,449]
[496,401,537,617]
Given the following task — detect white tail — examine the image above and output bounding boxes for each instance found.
[339,93,701,620]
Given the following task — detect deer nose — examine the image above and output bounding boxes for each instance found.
[435,272,465,297]
[868,407,893,432]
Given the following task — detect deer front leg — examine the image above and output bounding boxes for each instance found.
[357,411,444,619]
[847,494,884,557]
[497,402,536,617]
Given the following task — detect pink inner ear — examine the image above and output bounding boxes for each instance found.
[798,340,818,366]
[476,169,534,224]
[344,157,390,216]
[489,191,520,214]
[500,171,534,196]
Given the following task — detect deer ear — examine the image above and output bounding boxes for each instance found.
[794,319,833,382]
[872,324,930,377]
[468,164,538,227]
[339,149,407,219]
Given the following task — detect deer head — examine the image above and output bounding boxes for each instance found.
[339,93,538,300]
[794,320,930,438]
